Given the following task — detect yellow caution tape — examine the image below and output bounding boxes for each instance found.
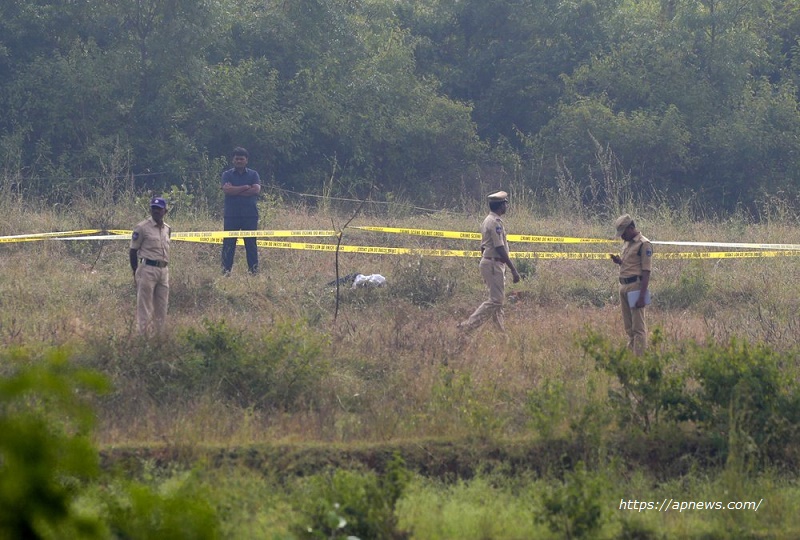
[107,229,337,239]
[353,225,480,240]
[651,240,800,250]
[352,225,615,243]
[175,236,800,260]
[0,229,102,243]
[9,227,800,261]
[511,234,616,243]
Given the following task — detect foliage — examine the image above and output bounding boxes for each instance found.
[102,472,219,540]
[4,0,800,210]
[291,454,410,540]
[184,319,331,411]
[0,348,108,538]
[425,368,506,437]
[581,328,800,464]
[580,329,688,433]
[536,461,607,539]
[689,339,800,463]
[0,347,222,539]
[525,379,568,439]
[388,257,457,307]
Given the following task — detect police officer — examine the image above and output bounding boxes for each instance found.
[129,197,171,335]
[610,214,652,355]
[458,191,521,334]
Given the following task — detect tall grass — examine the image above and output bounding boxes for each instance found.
[3,184,800,537]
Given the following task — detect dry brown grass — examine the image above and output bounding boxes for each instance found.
[3,196,800,449]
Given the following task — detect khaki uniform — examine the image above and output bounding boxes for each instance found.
[130,217,171,335]
[460,212,510,332]
[618,232,652,355]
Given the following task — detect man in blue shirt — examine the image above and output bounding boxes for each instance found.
[221,147,261,274]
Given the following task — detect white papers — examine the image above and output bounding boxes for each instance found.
[627,289,651,308]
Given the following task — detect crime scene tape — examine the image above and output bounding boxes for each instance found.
[352,225,616,244]
[650,240,800,250]
[0,230,101,243]
[107,229,338,239]
[7,227,800,260]
[173,236,800,260]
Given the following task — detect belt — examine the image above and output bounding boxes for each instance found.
[619,275,640,284]
[483,257,503,262]
[143,258,168,268]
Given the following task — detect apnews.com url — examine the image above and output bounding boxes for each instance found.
[619,498,764,513]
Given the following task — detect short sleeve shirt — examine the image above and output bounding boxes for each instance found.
[130,217,171,263]
[222,167,260,218]
[619,233,652,278]
[480,212,509,258]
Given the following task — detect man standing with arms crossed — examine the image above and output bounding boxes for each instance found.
[610,214,652,356]
[457,191,521,334]
[130,197,171,335]
[221,147,261,275]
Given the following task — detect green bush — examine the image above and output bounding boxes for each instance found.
[388,257,456,307]
[184,319,331,411]
[0,348,108,539]
[536,461,607,539]
[580,329,688,432]
[0,348,222,539]
[525,379,568,439]
[103,474,219,540]
[292,454,410,540]
[689,339,800,463]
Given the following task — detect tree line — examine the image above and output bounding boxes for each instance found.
[2,0,800,213]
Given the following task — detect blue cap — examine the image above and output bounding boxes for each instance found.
[150,197,167,209]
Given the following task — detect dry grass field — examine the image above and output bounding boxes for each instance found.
[3,189,800,538]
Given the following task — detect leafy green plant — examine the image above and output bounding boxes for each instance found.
[580,329,687,432]
[184,319,330,411]
[389,257,456,307]
[689,339,800,463]
[0,347,109,539]
[426,368,506,437]
[103,473,219,540]
[292,454,410,540]
[525,379,567,439]
[536,461,607,539]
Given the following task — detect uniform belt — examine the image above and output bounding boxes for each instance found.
[483,257,503,262]
[143,258,168,268]
[619,275,640,284]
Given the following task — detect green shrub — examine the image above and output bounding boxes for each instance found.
[0,347,109,539]
[103,473,219,540]
[425,368,506,437]
[292,454,410,540]
[525,379,568,439]
[689,339,800,463]
[185,319,330,411]
[580,329,688,432]
[536,461,607,539]
[388,257,456,307]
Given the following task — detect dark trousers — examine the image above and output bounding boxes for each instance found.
[222,214,259,273]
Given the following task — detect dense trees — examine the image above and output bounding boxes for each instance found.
[2,0,800,212]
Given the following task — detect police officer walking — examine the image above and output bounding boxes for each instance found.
[610,214,652,355]
[129,197,171,335]
[458,191,521,334]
